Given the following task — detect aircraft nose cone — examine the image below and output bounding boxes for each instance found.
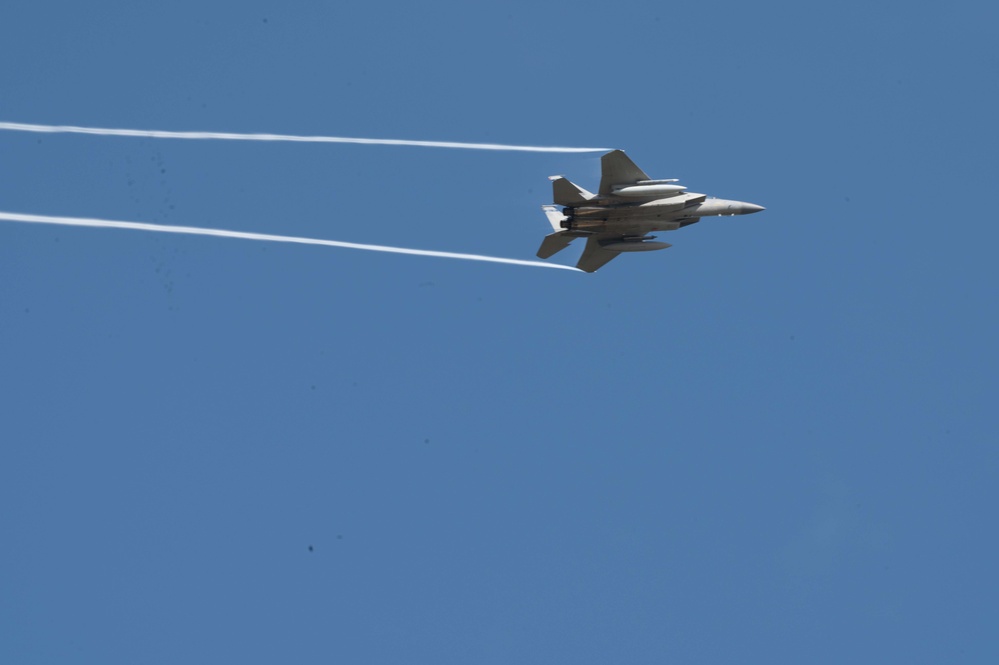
[742,203,765,214]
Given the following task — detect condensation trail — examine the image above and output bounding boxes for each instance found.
[0,211,579,271]
[0,121,609,153]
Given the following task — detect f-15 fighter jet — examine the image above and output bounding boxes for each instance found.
[537,150,764,272]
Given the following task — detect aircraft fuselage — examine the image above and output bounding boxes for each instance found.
[563,196,764,235]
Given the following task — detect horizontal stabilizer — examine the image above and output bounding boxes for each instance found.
[536,231,575,259]
[550,176,595,206]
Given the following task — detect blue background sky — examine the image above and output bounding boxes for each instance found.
[2,1,997,662]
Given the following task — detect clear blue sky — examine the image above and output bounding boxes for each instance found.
[2,1,997,662]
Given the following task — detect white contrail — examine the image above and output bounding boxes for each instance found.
[0,121,609,153]
[0,210,579,271]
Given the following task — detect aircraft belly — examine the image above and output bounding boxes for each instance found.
[570,222,680,237]
[573,210,682,233]
[577,207,682,221]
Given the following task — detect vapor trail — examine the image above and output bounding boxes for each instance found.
[0,211,578,271]
[0,121,609,153]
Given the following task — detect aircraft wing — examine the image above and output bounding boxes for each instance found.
[576,236,620,273]
[598,150,651,196]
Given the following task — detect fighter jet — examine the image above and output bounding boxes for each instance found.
[537,150,764,272]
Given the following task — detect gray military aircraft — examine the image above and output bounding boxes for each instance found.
[537,150,764,272]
